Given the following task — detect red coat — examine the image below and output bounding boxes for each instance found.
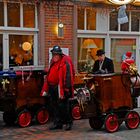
[40,54,75,98]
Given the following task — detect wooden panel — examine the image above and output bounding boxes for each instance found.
[94,74,132,112]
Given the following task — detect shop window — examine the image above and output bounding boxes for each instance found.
[110,12,118,31]
[111,38,136,72]
[86,9,96,30]
[9,35,33,67]
[78,8,84,30]
[7,3,20,27]
[0,35,3,70]
[78,8,96,30]
[77,38,104,72]
[120,12,129,31]
[131,12,140,32]
[23,4,35,28]
[0,2,4,26]
[110,11,140,32]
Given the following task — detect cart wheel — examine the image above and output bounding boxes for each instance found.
[89,117,104,130]
[105,114,119,133]
[125,111,140,129]
[17,110,32,127]
[71,104,81,120]
[3,111,16,125]
[36,107,49,124]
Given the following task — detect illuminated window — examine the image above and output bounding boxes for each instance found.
[23,4,35,28]
[7,3,20,27]
[86,8,96,30]
[78,8,84,30]
[78,8,96,30]
[9,35,33,67]
[77,38,104,72]
[0,2,4,26]
[111,38,136,72]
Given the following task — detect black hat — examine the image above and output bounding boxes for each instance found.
[96,49,105,56]
[51,45,63,55]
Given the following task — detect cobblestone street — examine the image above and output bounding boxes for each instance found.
[0,111,140,140]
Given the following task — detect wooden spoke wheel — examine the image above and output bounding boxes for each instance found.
[125,111,140,129]
[36,107,49,124]
[89,117,104,130]
[17,110,32,127]
[105,114,119,133]
[3,111,16,125]
[71,104,81,120]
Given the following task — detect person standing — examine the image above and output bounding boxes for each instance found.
[40,45,75,131]
[92,49,114,74]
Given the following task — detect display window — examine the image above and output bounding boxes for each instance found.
[111,38,136,72]
[77,38,104,72]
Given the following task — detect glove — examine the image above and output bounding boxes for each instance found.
[41,91,48,96]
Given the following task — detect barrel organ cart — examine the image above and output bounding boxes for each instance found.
[76,71,140,133]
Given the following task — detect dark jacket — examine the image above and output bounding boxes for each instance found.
[92,57,114,74]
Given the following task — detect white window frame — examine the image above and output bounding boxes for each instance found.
[0,1,39,70]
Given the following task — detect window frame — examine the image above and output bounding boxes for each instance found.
[0,1,38,70]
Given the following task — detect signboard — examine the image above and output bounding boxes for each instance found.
[108,0,135,5]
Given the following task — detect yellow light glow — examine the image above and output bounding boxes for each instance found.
[108,0,135,5]
[22,42,31,51]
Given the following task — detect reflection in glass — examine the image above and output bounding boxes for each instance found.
[23,4,35,28]
[0,35,3,70]
[7,3,20,27]
[9,35,34,67]
[77,38,104,72]
[86,8,96,30]
[0,2,4,26]
[111,38,136,72]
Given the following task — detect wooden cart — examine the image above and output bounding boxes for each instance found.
[77,73,140,132]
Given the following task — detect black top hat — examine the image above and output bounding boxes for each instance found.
[51,45,63,55]
[96,49,105,56]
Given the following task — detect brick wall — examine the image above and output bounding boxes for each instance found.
[44,2,74,67]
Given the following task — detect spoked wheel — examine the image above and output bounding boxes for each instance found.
[17,110,32,127]
[36,107,49,124]
[71,105,81,120]
[89,117,104,130]
[105,114,119,133]
[125,111,140,129]
[3,111,16,125]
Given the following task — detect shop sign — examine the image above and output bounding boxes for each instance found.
[108,0,135,5]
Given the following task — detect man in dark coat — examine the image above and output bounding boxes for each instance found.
[92,49,114,74]
[40,45,75,131]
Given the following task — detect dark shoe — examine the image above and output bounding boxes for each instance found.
[49,124,63,130]
[65,123,72,131]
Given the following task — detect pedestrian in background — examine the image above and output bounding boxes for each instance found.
[40,45,75,131]
[92,49,114,74]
